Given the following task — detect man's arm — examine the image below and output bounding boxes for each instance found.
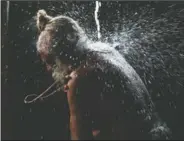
[64,70,94,140]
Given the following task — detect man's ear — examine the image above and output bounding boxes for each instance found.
[36,9,53,32]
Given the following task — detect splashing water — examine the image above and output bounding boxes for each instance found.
[20,2,184,106]
[108,5,183,107]
[9,2,184,139]
[6,1,10,27]
[94,1,101,40]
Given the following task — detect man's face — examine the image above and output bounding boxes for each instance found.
[51,57,71,86]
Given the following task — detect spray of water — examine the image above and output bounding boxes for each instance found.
[98,4,184,100]
[21,3,183,105]
[6,1,10,27]
[11,2,183,139]
[94,1,101,40]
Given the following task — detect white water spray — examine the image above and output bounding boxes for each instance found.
[6,1,10,27]
[94,1,101,40]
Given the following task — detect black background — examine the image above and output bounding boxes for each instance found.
[2,1,184,140]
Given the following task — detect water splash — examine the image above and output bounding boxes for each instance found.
[94,1,101,40]
[11,2,184,139]
[98,4,184,101]
[6,1,10,27]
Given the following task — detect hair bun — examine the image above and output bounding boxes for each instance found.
[36,9,52,32]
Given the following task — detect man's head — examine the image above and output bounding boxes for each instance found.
[36,9,86,85]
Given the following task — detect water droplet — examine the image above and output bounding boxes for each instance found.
[40,136,44,139]
[146,115,151,120]
[121,100,124,104]
[137,110,140,114]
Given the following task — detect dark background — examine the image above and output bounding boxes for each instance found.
[2,1,184,140]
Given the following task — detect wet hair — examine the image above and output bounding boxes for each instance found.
[36,9,53,32]
[33,9,172,140]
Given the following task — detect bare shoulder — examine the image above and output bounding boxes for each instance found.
[67,67,102,90]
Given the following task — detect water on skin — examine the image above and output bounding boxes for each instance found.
[19,3,182,104]
[10,2,184,139]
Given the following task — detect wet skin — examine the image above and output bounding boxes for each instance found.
[63,68,113,140]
